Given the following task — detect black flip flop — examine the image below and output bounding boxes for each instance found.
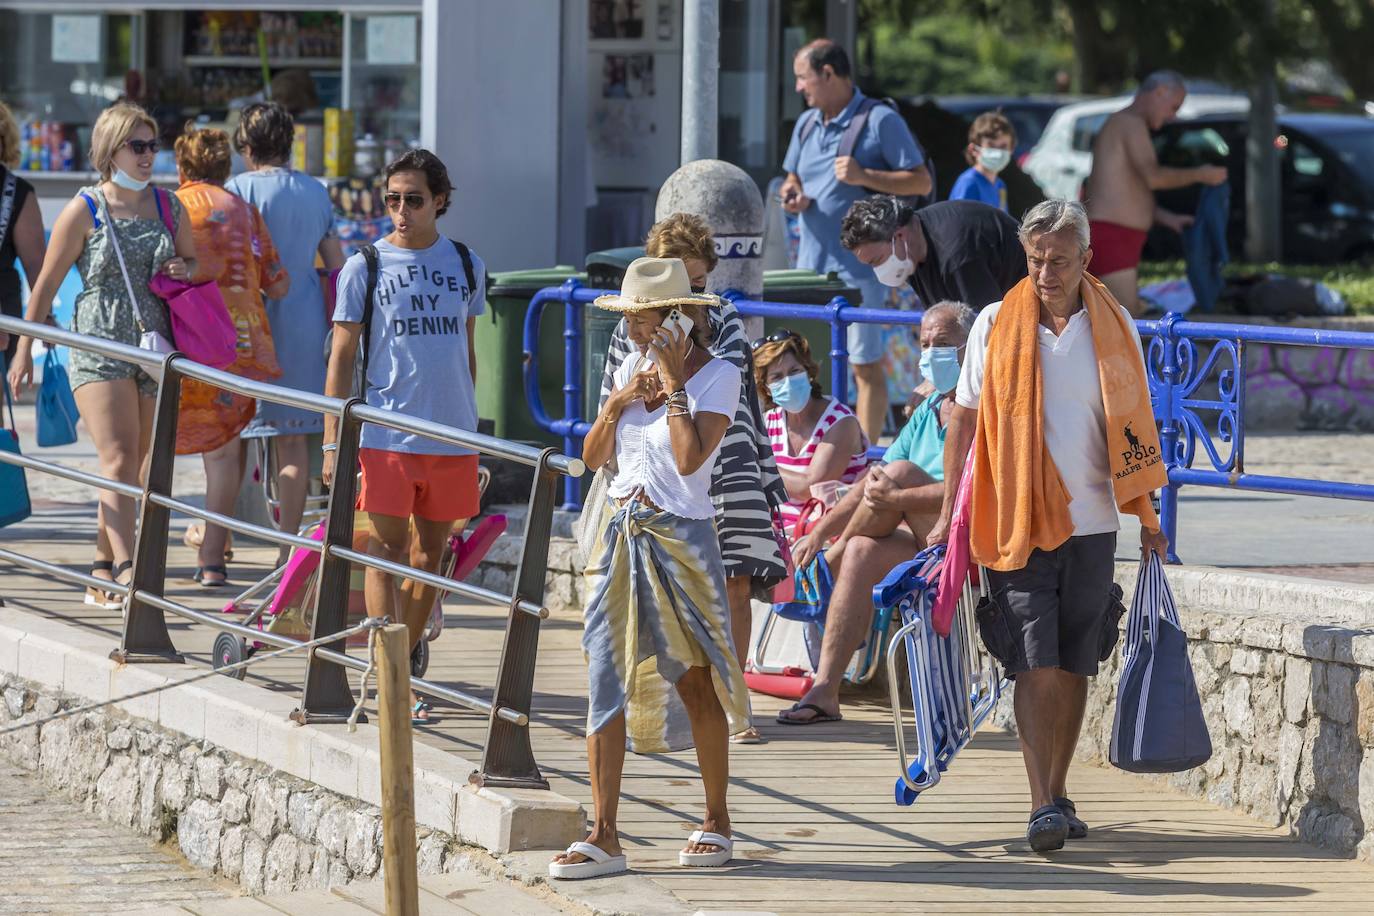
[775,702,843,725]
[193,565,229,588]
[1055,796,1088,840]
[1027,804,1068,853]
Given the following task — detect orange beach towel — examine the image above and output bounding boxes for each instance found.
[968,274,1166,572]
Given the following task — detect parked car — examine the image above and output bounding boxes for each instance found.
[1146,112,1374,264]
[913,94,1083,162]
[1023,93,1249,200]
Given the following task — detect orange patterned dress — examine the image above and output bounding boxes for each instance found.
[174,181,286,454]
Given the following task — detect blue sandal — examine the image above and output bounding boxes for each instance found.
[1055,796,1088,840]
[411,700,435,725]
[1027,804,1068,853]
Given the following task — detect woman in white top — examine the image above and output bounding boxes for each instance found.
[550,258,750,880]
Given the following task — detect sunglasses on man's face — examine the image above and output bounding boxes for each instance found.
[751,328,799,350]
[124,139,160,155]
[384,192,429,211]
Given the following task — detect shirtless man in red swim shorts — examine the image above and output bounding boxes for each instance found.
[1084,71,1228,316]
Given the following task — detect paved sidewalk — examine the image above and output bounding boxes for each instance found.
[131,870,579,915]
[0,761,228,913]
[4,533,1374,914]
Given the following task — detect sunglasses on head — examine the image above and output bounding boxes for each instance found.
[384,192,428,211]
[125,139,160,155]
[751,328,800,350]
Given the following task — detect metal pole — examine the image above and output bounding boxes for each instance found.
[114,357,184,664]
[475,449,559,790]
[680,0,719,163]
[377,623,420,916]
[1158,314,1183,564]
[295,398,368,723]
[562,283,583,510]
[828,296,850,401]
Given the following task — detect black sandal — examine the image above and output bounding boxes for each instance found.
[1055,796,1088,840]
[1027,804,1068,854]
[85,561,120,609]
[193,564,229,588]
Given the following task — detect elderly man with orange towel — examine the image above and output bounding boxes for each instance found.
[927,199,1169,855]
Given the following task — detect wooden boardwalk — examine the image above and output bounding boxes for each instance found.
[5,512,1374,914]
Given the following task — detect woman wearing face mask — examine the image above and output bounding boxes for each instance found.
[754,331,868,533]
[948,111,1017,212]
[7,102,198,606]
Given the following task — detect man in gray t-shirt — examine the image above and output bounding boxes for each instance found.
[333,235,485,455]
[322,149,482,723]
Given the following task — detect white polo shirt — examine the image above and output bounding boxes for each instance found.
[955,300,1146,537]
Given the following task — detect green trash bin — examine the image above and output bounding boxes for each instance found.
[478,266,585,446]
[581,247,646,419]
[759,270,861,397]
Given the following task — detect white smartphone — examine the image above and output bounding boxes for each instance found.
[641,309,694,364]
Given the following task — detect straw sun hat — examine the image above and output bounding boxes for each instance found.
[593,257,720,312]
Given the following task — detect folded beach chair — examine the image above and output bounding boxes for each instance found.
[879,546,1003,805]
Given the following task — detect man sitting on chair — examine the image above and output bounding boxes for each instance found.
[776,300,974,725]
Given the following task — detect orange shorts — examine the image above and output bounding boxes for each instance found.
[357,449,480,522]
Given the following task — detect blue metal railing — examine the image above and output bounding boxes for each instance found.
[523,282,1374,563]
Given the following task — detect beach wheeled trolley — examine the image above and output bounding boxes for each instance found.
[213,471,506,680]
[878,546,1004,805]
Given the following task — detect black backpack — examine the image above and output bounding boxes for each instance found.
[349,238,477,397]
[797,96,937,209]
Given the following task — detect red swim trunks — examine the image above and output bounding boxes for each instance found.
[357,449,480,522]
[1088,220,1148,276]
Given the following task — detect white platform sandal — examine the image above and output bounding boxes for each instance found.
[548,842,628,880]
[679,830,733,867]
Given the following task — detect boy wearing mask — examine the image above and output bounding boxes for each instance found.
[949,112,1016,212]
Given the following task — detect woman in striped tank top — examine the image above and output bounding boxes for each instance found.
[754,331,869,532]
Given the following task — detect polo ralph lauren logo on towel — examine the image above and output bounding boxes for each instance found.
[1116,421,1161,481]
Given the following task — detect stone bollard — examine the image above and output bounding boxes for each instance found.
[655,159,765,340]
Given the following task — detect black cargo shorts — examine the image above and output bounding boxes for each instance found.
[977,532,1118,678]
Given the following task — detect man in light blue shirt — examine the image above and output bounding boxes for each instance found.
[779,38,931,445]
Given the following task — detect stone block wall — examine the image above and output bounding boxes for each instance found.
[1073,605,1374,859]
[992,567,1374,861]
[0,675,474,896]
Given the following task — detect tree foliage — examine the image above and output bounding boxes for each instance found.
[856,0,1367,101]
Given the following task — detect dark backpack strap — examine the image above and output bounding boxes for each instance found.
[79,192,101,229]
[836,96,881,160]
[358,244,379,394]
[796,107,822,150]
[450,239,477,297]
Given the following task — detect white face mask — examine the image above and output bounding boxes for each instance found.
[111,167,150,192]
[873,235,915,288]
[978,146,1011,174]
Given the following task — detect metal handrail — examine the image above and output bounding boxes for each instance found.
[521,283,1374,563]
[0,314,576,788]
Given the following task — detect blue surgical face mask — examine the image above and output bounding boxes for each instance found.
[919,346,962,394]
[768,371,812,412]
[111,167,150,191]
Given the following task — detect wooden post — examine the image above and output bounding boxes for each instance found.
[376,623,419,916]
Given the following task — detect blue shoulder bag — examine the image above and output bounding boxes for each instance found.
[36,349,80,447]
[0,376,32,527]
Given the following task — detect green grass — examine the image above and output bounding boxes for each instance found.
[1138,260,1374,316]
